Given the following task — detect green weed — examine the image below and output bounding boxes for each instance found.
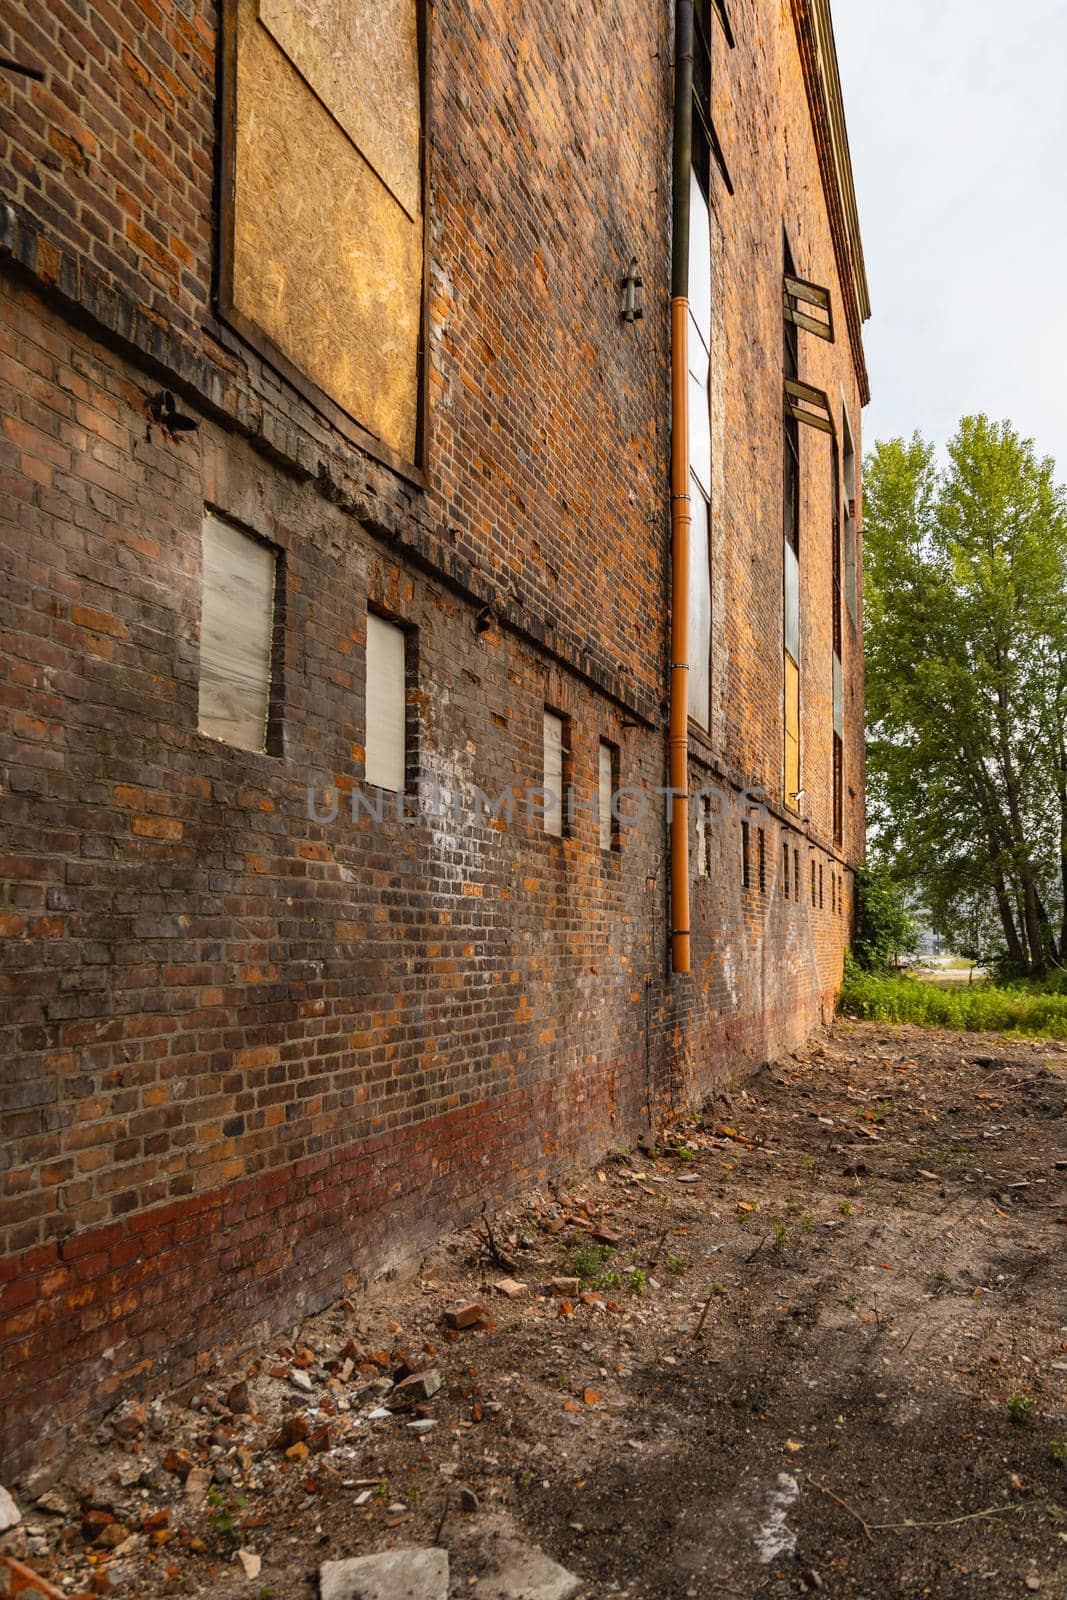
[837,968,1067,1039]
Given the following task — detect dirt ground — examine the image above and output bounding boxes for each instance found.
[6,1020,1067,1600]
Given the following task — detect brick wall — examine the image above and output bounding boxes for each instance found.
[0,0,866,1477]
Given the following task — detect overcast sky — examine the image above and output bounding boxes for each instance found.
[832,0,1067,474]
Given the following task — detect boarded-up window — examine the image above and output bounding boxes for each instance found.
[222,0,423,463]
[365,613,407,792]
[543,711,565,838]
[688,478,712,728]
[784,653,800,812]
[198,514,276,751]
[784,542,800,661]
[598,741,616,852]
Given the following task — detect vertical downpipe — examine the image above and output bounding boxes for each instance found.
[669,0,694,974]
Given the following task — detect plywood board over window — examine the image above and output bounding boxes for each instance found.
[365,614,407,793]
[220,0,425,469]
[198,514,277,751]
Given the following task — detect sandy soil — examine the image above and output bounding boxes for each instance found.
[6,1020,1067,1600]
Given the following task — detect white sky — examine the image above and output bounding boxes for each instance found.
[832,0,1067,470]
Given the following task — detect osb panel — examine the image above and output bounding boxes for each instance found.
[258,0,420,220]
[233,0,421,460]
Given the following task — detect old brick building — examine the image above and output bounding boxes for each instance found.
[0,0,869,1473]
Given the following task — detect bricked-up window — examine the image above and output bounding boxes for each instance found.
[598,740,619,853]
[741,820,751,889]
[698,795,713,877]
[365,613,408,792]
[198,513,279,753]
[543,711,567,838]
[819,862,824,909]
[811,860,817,907]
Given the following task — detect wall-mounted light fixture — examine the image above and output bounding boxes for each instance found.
[620,257,644,324]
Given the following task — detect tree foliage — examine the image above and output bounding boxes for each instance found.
[863,416,1067,975]
[851,861,917,972]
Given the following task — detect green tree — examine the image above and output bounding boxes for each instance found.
[863,417,1067,974]
[852,860,917,971]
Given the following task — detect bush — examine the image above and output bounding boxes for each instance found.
[837,966,1067,1038]
[852,863,917,972]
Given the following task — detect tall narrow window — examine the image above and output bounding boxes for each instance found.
[842,407,858,624]
[831,440,843,660]
[543,711,565,838]
[198,513,278,752]
[784,654,800,814]
[782,839,790,898]
[687,167,712,728]
[783,237,802,813]
[365,613,407,792]
[811,860,817,907]
[741,820,751,890]
[793,848,800,902]
[819,863,824,909]
[833,656,844,846]
[598,740,617,853]
[832,439,844,845]
[757,828,766,893]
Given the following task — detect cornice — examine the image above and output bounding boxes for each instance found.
[790,0,871,405]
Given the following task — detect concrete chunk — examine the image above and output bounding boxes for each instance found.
[474,1545,581,1600]
[320,1547,449,1600]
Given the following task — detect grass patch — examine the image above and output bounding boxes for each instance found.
[837,967,1067,1038]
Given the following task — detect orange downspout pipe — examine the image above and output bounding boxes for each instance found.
[668,0,694,974]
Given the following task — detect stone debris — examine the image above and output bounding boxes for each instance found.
[237,1547,262,1578]
[391,1369,441,1403]
[184,1466,212,1503]
[0,1486,22,1534]
[494,1278,529,1298]
[320,1546,449,1600]
[473,1544,581,1600]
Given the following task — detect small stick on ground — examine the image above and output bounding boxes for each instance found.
[648,1227,671,1267]
[807,1475,1030,1539]
[693,1288,717,1339]
[478,1203,516,1272]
